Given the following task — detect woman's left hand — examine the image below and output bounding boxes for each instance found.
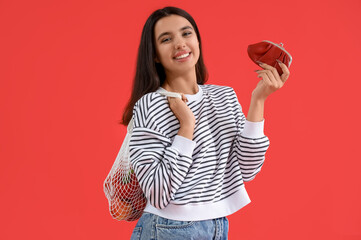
[252,60,290,101]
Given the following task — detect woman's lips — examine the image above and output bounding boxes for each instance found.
[174,52,191,62]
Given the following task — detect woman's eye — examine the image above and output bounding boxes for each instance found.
[161,32,191,43]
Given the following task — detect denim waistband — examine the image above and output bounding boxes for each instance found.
[130,212,229,240]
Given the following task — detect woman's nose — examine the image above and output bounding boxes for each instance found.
[174,37,186,49]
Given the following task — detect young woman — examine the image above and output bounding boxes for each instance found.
[121,6,290,240]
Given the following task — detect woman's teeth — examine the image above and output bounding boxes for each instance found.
[175,53,190,59]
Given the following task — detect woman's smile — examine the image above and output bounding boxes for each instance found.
[174,52,192,62]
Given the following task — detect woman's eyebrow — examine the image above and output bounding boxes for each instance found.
[157,26,193,41]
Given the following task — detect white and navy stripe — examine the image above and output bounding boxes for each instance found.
[129,84,270,212]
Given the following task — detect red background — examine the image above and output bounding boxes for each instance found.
[1,0,360,239]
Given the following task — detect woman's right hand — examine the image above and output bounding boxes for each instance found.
[167,94,195,127]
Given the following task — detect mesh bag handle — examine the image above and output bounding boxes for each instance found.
[103,90,182,221]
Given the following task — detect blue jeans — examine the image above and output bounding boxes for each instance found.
[130,212,229,240]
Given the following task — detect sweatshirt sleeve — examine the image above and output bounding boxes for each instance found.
[129,95,196,209]
[230,88,270,182]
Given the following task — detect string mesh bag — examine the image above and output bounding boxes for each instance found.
[103,90,182,221]
[103,117,147,222]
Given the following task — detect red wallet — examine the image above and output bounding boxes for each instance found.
[247,40,292,76]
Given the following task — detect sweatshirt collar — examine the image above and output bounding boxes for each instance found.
[157,84,203,103]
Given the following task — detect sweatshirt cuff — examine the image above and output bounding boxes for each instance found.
[172,135,197,158]
[241,119,265,138]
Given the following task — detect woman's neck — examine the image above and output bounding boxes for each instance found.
[162,69,199,94]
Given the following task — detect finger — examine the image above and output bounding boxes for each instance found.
[257,62,273,70]
[167,96,175,102]
[257,62,278,75]
[266,69,283,88]
[258,62,285,83]
[265,70,280,88]
[258,72,272,86]
[276,61,290,83]
[269,63,283,83]
[255,63,279,81]
[256,70,277,86]
[256,61,266,69]
[256,65,283,88]
[181,93,188,102]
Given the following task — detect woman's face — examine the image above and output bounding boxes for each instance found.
[153,14,200,76]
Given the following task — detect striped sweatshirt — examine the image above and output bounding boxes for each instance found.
[129,84,270,221]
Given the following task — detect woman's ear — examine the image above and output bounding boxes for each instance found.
[155,57,160,63]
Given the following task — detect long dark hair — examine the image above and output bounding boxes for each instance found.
[120,6,208,126]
